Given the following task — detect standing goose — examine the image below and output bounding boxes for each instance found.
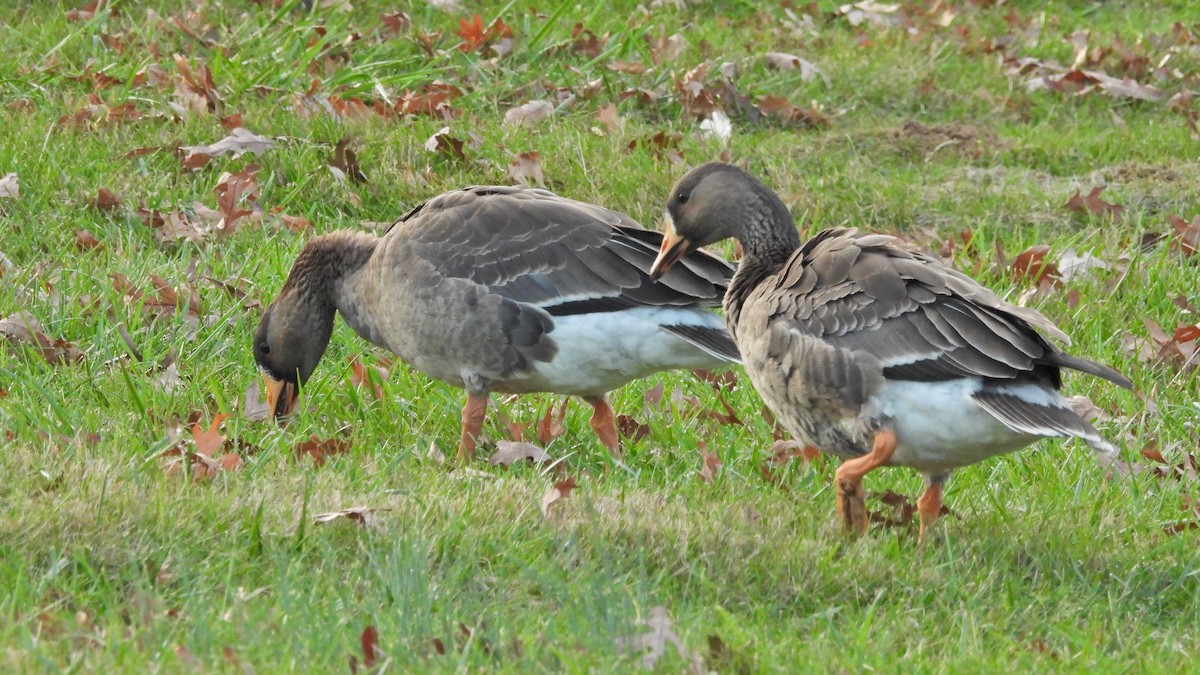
[254,184,739,463]
[649,163,1131,540]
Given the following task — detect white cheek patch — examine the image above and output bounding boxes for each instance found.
[662,210,676,233]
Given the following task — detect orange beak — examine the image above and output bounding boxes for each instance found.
[262,373,298,419]
[649,218,692,280]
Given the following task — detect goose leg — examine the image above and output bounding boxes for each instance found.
[583,395,622,460]
[457,393,490,464]
[917,472,950,544]
[834,429,897,535]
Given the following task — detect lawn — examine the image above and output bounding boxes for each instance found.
[1,0,1199,671]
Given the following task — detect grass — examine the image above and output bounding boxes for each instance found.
[2,0,1199,671]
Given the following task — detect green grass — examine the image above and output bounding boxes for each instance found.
[2,0,1199,671]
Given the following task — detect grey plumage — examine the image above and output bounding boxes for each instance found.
[255,183,741,460]
[650,162,1131,535]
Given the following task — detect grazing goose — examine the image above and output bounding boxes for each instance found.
[254,184,740,463]
[649,163,1131,540]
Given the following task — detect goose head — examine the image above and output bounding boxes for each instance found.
[253,291,336,418]
[650,163,799,279]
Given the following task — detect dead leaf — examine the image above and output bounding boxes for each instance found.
[504,100,553,127]
[277,213,313,232]
[1056,248,1111,282]
[179,128,274,169]
[455,14,511,54]
[360,626,379,669]
[756,95,828,128]
[489,440,551,466]
[243,382,271,422]
[347,354,389,399]
[74,230,102,251]
[506,151,545,187]
[1063,186,1123,219]
[595,104,622,134]
[1167,215,1199,256]
[424,127,466,161]
[89,188,122,211]
[329,138,367,184]
[0,312,86,365]
[191,413,229,457]
[172,55,222,115]
[213,165,260,234]
[698,450,721,482]
[294,435,352,467]
[837,1,902,28]
[313,506,387,526]
[0,173,18,199]
[616,415,651,443]
[540,476,577,517]
[615,605,700,671]
[1011,245,1063,289]
[536,402,568,445]
[763,52,830,85]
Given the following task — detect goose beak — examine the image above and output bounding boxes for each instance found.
[650,219,692,280]
[262,373,298,419]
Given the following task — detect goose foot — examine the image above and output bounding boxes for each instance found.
[916,473,949,544]
[833,429,897,535]
[457,393,489,464]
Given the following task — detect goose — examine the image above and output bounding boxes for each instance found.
[649,163,1131,540]
[254,184,740,463]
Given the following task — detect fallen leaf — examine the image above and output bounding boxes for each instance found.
[179,128,274,169]
[313,506,387,526]
[699,110,732,142]
[242,382,271,422]
[616,414,651,443]
[455,14,511,54]
[540,476,577,517]
[504,100,553,127]
[1011,244,1062,289]
[173,55,222,115]
[489,440,550,466]
[1167,215,1199,256]
[294,435,352,467]
[347,354,389,399]
[329,138,367,184]
[1063,186,1123,219]
[423,126,466,161]
[89,188,122,211]
[191,413,229,457]
[615,605,700,671]
[763,52,830,85]
[74,230,102,251]
[277,213,313,232]
[756,95,828,128]
[1056,248,1111,282]
[595,104,622,133]
[698,450,721,482]
[213,165,260,234]
[360,626,379,668]
[0,312,86,365]
[535,402,568,445]
[0,173,18,199]
[506,151,545,187]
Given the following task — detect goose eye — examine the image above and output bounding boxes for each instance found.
[259,343,270,356]
[676,192,689,204]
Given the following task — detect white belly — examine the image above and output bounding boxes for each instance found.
[865,379,1041,474]
[511,307,731,396]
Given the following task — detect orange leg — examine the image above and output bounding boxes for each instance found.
[457,393,489,464]
[834,429,898,535]
[916,474,948,544]
[584,395,622,460]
